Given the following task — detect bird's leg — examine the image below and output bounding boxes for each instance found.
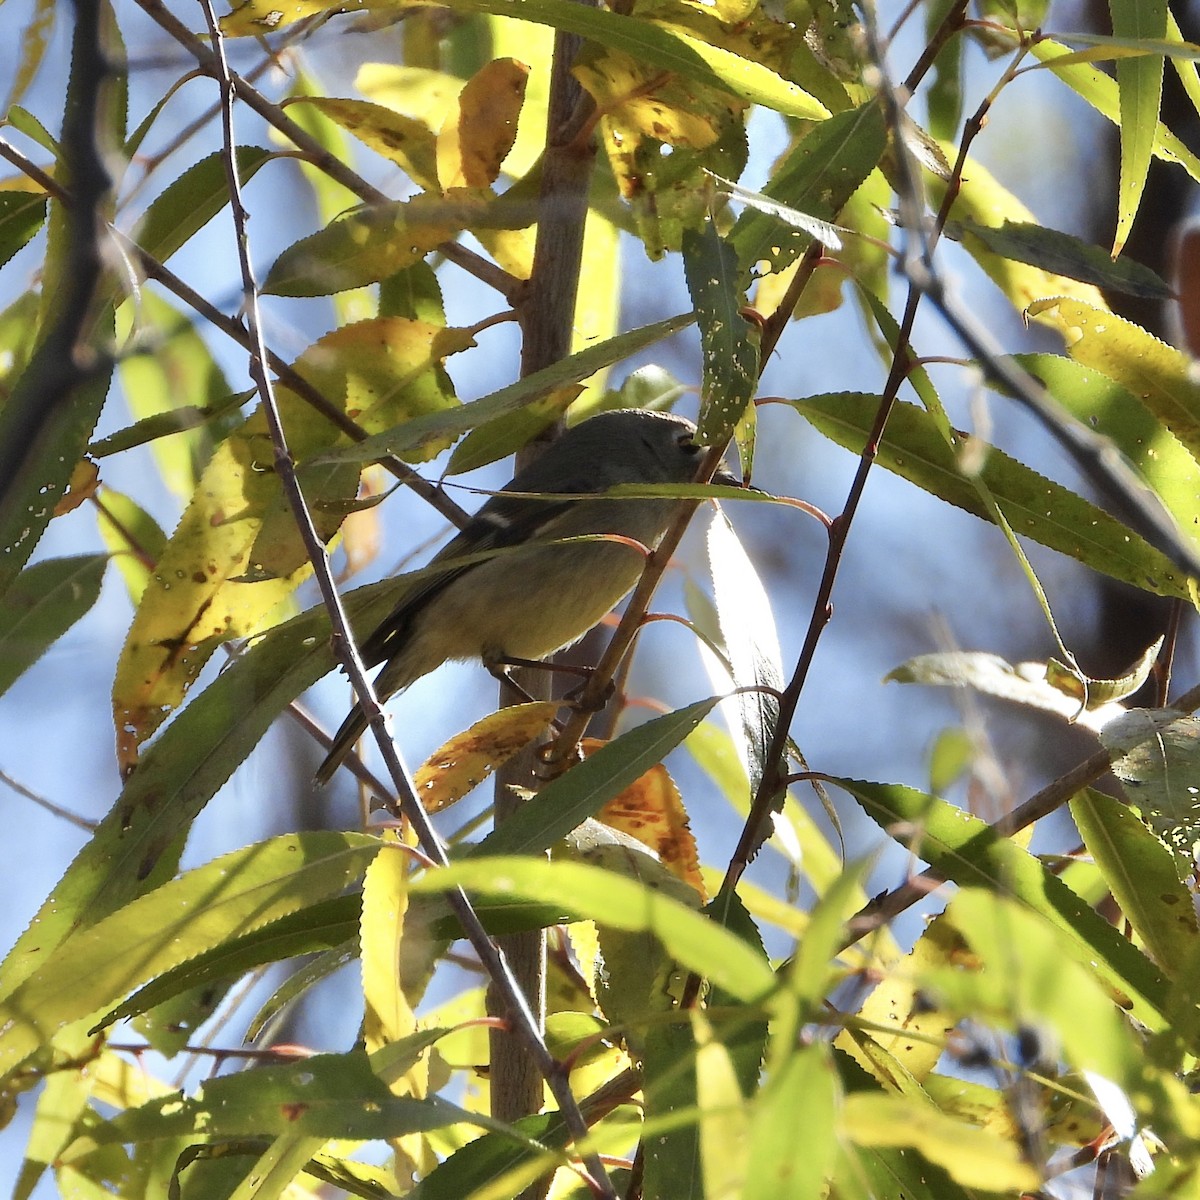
[483,655,612,712]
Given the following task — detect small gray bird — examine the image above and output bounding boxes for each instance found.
[315,407,738,783]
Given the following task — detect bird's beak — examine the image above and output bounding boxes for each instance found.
[712,464,762,492]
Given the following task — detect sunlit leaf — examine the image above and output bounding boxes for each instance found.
[793,394,1191,601]
[413,702,557,812]
[0,554,106,698]
[1109,0,1167,256]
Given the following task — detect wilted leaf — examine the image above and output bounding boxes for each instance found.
[413,702,557,812]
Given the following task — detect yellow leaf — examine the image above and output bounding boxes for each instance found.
[414,702,558,812]
[112,319,471,769]
[437,59,530,190]
[587,738,706,900]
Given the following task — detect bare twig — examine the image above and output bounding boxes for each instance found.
[195,3,612,1191]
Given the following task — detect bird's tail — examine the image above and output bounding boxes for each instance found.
[314,704,372,785]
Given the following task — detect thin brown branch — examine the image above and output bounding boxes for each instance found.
[196,3,611,1191]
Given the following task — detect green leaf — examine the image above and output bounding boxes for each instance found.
[93,895,361,1033]
[837,778,1170,1029]
[0,578,407,998]
[473,698,721,857]
[730,102,887,276]
[0,192,47,272]
[1109,0,1167,255]
[746,1045,839,1199]
[93,488,167,605]
[683,220,760,441]
[792,394,1191,600]
[263,194,463,297]
[406,1110,579,1200]
[113,290,237,501]
[0,554,106,697]
[411,857,776,1001]
[1025,298,1200,470]
[1006,352,1200,563]
[0,317,113,596]
[0,832,380,1083]
[948,218,1172,299]
[1070,787,1200,971]
[842,1092,1039,1192]
[61,1051,494,1152]
[642,1018,702,1200]
[133,146,272,264]
[925,0,964,140]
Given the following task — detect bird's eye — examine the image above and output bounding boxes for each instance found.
[677,433,702,454]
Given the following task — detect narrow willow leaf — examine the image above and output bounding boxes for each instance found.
[731,102,886,276]
[931,153,1107,316]
[683,220,760,441]
[0,554,106,697]
[287,95,440,190]
[0,192,47,271]
[1030,37,1200,185]
[1026,298,1200,467]
[94,895,361,1032]
[61,1051,496,1153]
[948,218,1172,299]
[133,146,272,264]
[413,702,557,812]
[1109,0,1168,256]
[842,1092,1039,1192]
[793,394,1190,601]
[114,290,237,502]
[642,1019,701,1200]
[94,488,166,605]
[473,698,721,858]
[1005,353,1200,568]
[412,857,775,1001]
[0,325,113,596]
[264,194,461,297]
[361,835,416,1054]
[0,833,380,1083]
[746,1044,839,1200]
[695,1013,750,1197]
[1070,787,1200,970]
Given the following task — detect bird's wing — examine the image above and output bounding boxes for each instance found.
[356,488,579,667]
